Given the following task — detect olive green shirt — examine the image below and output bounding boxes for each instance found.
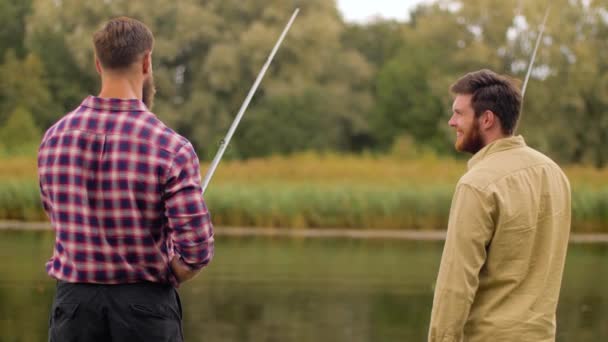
[429,136,571,342]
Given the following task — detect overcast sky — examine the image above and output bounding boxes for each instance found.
[336,0,433,22]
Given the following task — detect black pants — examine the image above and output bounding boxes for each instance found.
[48,281,183,342]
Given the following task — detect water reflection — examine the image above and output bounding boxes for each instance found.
[0,230,606,341]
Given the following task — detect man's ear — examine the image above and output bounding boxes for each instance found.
[480,110,497,130]
[95,57,102,75]
[142,51,152,75]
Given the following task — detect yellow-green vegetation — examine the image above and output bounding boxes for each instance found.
[1,154,607,232]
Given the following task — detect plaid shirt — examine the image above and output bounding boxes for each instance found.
[38,96,214,286]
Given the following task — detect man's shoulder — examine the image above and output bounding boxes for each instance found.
[458,168,493,192]
[140,110,192,155]
[461,146,567,190]
[40,108,80,145]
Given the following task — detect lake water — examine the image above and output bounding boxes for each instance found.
[0,229,606,341]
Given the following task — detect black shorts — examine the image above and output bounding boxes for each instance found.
[48,280,183,342]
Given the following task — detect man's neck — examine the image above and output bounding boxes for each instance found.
[98,74,142,101]
[482,130,510,147]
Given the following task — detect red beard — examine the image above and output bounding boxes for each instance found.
[456,119,484,154]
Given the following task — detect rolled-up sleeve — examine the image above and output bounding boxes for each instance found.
[164,142,214,270]
[428,183,494,342]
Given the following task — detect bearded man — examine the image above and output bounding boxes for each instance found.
[38,17,214,341]
[428,69,571,342]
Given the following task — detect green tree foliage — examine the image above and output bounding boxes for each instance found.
[0,0,31,61]
[0,0,605,166]
[0,106,41,155]
[517,0,608,168]
[23,0,374,158]
[374,52,445,152]
[0,51,57,128]
[342,19,405,70]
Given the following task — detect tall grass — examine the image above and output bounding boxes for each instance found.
[1,180,606,233]
[3,152,607,187]
[0,181,47,221]
[1,153,607,232]
[204,183,453,229]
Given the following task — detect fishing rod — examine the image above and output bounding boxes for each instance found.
[521,5,551,99]
[515,4,551,133]
[201,8,300,194]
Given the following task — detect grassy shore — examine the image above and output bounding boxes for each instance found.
[1,153,607,232]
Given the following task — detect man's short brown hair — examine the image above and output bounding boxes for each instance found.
[451,69,522,135]
[93,17,154,70]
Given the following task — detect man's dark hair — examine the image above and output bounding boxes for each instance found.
[450,69,522,135]
[93,17,154,70]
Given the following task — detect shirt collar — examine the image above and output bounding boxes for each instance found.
[80,95,149,112]
[468,135,527,170]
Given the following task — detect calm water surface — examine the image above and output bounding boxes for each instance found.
[0,230,606,341]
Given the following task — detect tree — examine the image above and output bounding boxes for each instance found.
[0,106,41,155]
[0,0,32,62]
[371,4,469,153]
[3,0,605,164]
[342,19,405,70]
[24,0,374,158]
[511,0,608,167]
[373,52,446,152]
[0,51,57,129]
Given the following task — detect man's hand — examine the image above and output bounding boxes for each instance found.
[170,256,200,284]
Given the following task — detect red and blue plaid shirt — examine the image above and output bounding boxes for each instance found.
[38,96,214,286]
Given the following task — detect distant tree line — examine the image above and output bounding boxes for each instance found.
[0,0,606,167]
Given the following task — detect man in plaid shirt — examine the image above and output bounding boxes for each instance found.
[38,17,214,341]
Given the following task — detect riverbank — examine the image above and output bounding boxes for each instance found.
[2,221,607,244]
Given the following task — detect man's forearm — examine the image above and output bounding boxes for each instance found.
[171,214,215,268]
[428,287,471,342]
[170,256,201,284]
